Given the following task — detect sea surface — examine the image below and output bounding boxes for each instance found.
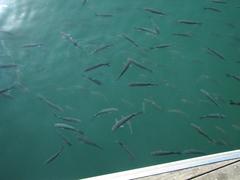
[0,0,240,179]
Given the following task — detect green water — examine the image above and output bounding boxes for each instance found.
[0,0,240,179]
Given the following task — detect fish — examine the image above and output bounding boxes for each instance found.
[178,20,202,25]
[94,108,118,118]
[84,62,110,72]
[112,111,142,132]
[22,43,43,48]
[95,13,113,17]
[121,34,139,47]
[116,60,132,80]
[54,113,81,123]
[191,123,215,143]
[91,44,113,54]
[232,124,240,131]
[128,82,158,87]
[144,8,166,15]
[44,145,64,165]
[135,27,158,35]
[182,149,206,155]
[77,135,103,150]
[86,77,102,86]
[54,123,84,135]
[82,0,88,6]
[143,98,162,111]
[0,64,18,68]
[38,95,64,112]
[129,58,153,73]
[204,7,222,13]
[116,141,136,160]
[200,113,225,119]
[215,126,226,134]
[229,100,240,106]
[0,86,14,94]
[200,89,220,107]
[207,48,225,60]
[150,44,171,50]
[61,32,81,48]
[151,150,181,156]
[58,133,72,147]
[226,73,240,82]
[172,33,192,37]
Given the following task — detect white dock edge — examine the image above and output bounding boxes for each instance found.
[82,149,240,180]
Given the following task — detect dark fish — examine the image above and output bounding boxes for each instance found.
[77,135,103,150]
[54,123,84,135]
[122,34,139,47]
[0,86,14,94]
[129,58,153,73]
[204,7,222,13]
[150,44,171,50]
[207,48,225,60]
[116,60,131,80]
[22,43,43,48]
[135,27,158,35]
[182,149,206,155]
[151,150,181,156]
[44,146,64,165]
[95,13,113,17]
[172,33,192,37]
[0,64,18,68]
[200,89,220,107]
[38,94,64,112]
[229,100,240,106]
[84,62,110,72]
[128,82,158,87]
[200,113,225,119]
[94,108,118,118]
[54,114,81,123]
[144,8,166,15]
[58,133,72,147]
[178,20,202,25]
[82,0,88,6]
[116,141,136,160]
[61,32,81,48]
[226,73,240,82]
[191,123,215,143]
[91,44,113,54]
[112,111,142,132]
[87,77,102,86]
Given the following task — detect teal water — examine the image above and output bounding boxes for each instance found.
[0,0,240,179]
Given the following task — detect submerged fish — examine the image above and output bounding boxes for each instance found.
[0,86,14,94]
[38,95,64,112]
[128,82,158,87]
[151,150,181,156]
[112,111,143,132]
[229,100,240,106]
[200,113,225,119]
[135,27,158,35]
[84,62,110,72]
[58,133,72,147]
[0,64,18,68]
[116,141,136,160]
[144,8,166,15]
[54,114,81,123]
[182,149,206,155]
[54,123,84,135]
[178,20,202,25]
[204,7,222,13]
[61,32,81,48]
[200,89,220,107]
[191,123,215,143]
[129,58,153,73]
[116,60,132,80]
[95,13,113,17]
[121,34,139,47]
[77,135,103,150]
[226,73,240,82]
[207,48,225,60]
[94,108,118,118]
[172,33,192,37]
[87,77,102,86]
[150,44,171,50]
[22,43,43,48]
[211,0,227,4]
[44,145,64,165]
[91,44,113,54]
[82,0,88,6]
